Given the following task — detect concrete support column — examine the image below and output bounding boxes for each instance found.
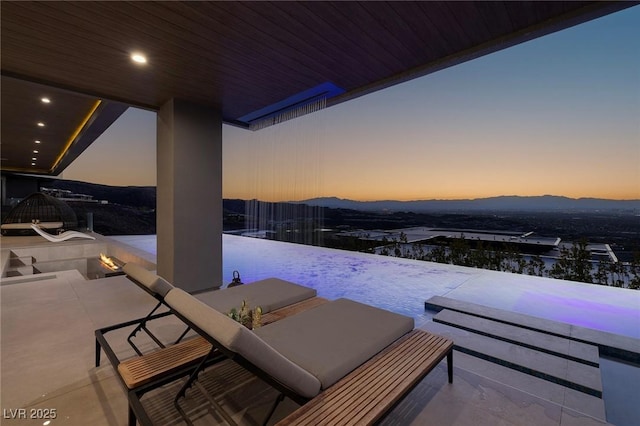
[157,99,222,292]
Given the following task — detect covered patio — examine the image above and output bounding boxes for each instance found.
[2,2,639,425]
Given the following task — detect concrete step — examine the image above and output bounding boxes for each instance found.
[451,350,607,421]
[425,295,640,364]
[9,255,34,266]
[434,309,599,367]
[5,265,35,276]
[423,321,603,398]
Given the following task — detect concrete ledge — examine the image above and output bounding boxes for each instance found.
[434,309,599,367]
[104,237,156,270]
[426,296,640,364]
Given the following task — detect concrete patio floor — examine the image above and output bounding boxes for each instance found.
[2,235,638,425]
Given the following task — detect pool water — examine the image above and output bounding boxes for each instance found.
[112,234,640,340]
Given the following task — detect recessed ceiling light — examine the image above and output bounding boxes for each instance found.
[35,140,41,144]
[131,52,147,64]
[32,157,37,161]
[37,122,45,127]
[41,97,51,104]
[33,150,39,153]
[32,162,36,166]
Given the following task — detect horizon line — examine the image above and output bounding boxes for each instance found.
[44,177,640,202]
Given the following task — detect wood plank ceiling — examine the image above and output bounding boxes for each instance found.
[1,1,636,175]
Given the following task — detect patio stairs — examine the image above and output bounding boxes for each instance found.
[1,240,112,280]
[424,312,603,397]
[425,296,640,363]
[422,296,618,422]
[3,252,37,277]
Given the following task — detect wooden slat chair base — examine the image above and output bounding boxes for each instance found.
[118,336,212,389]
[276,329,453,426]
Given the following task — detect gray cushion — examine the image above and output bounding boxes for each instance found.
[123,263,174,298]
[195,278,316,314]
[164,288,321,398]
[254,298,414,389]
[149,276,174,298]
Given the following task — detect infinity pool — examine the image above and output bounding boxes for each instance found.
[112,234,640,338]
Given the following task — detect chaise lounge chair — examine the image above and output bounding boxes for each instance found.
[163,287,453,425]
[123,262,318,315]
[113,262,319,355]
[30,223,95,242]
[95,263,322,426]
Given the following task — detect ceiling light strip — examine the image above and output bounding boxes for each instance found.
[49,100,102,173]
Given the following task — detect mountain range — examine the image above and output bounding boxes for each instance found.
[294,196,640,213]
[45,179,638,214]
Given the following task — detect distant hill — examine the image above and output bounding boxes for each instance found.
[295,196,640,213]
[43,179,156,235]
[25,181,638,243]
[47,179,156,209]
[43,180,640,214]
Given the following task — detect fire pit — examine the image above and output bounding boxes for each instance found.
[87,253,125,279]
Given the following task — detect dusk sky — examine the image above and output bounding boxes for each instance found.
[62,6,640,201]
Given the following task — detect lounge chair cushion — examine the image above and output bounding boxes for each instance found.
[123,263,174,298]
[254,298,414,389]
[164,288,322,398]
[195,278,317,314]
